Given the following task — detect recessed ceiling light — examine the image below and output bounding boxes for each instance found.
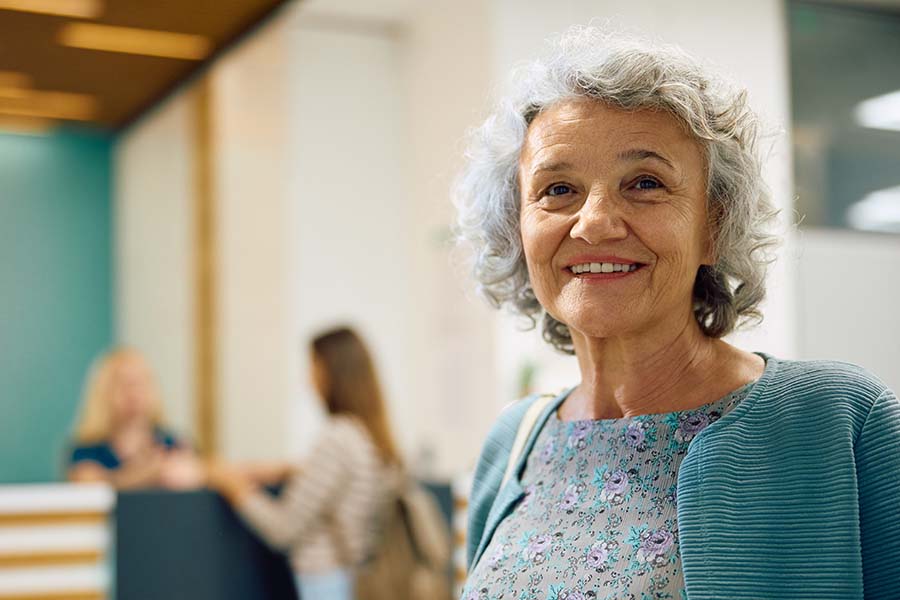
[854,89,900,133]
[846,186,900,233]
[58,23,211,60]
[0,87,30,100]
[0,0,102,19]
[0,89,97,121]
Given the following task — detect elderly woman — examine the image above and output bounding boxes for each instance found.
[456,28,900,600]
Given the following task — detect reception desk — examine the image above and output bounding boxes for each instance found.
[0,482,452,599]
[0,483,114,600]
[0,484,295,600]
[116,489,296,600]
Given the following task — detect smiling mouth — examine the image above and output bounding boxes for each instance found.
[567,261,645,275]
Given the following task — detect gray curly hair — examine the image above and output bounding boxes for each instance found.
[453,26,780,354]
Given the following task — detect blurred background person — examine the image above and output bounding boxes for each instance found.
[67,348,204,490]
[208,326,403,600]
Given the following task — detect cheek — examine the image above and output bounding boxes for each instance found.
[520,208,566,261]
[638,205,707,268]
[520,212,562,283]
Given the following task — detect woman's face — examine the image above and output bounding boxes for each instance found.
[518,99,713,340]
[110,355,156,424]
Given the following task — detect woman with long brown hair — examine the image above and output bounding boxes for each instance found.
[208,326,402,600]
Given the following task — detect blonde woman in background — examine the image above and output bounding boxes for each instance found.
[208,326,402,600]
[67,348,204,490]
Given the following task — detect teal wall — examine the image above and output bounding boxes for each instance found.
[0,128,113,483]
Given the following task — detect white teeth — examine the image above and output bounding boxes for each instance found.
[569,262,639,274]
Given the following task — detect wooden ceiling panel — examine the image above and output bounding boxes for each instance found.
[99,1,283,37]
[0,0,288,130]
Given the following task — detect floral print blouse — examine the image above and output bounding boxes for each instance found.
[463,383,753,600]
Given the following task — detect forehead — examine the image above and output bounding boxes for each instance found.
[519,98,700,173]
[116,355,149,377]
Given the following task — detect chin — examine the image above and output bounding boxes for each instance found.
[559,314,640,341]
[555,299,641,338]
[566,321,632,341]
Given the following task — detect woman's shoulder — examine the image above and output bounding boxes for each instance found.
[329,413,368,437]
[465,392,563,568]
[471,392,565,488]
[765,355,889,400]
[153,427,182,449]
[760,354,893,428]
[327,415,381,455]
[69,441,118,469]
[476,393,553,465]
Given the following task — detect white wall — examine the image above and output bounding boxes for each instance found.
[114,11,301,460]
[210,11,298,461]
[796,229,900,392]
[281,7,416,459]
[401,0,500,475]
[277,0,501,476]
[114,92,196,437]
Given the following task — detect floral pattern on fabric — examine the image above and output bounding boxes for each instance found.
[463,384,752,600]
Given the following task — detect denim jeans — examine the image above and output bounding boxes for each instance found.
[295,568,353,600]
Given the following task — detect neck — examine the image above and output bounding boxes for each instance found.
[565,311,728,420]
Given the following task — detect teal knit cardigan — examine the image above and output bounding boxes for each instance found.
[466,354,900,599]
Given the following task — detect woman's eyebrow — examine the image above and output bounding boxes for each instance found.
[528,160,576,176]
[617,148,676,169]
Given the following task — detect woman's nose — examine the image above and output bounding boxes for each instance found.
[569,191,628,243]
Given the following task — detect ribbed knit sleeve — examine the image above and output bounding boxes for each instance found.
[466,397,536,570]
[855,387,900,599]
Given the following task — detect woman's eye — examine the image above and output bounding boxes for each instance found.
[546,184,574,197]
[633,177,663,191]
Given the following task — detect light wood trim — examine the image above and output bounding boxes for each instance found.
[453,497,468,509]
[0,512,106,526]
[192,75,217,457]
[0,592,103,600]
[0,550,102,568]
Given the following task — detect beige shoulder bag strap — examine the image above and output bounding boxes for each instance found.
[500,394,556,489]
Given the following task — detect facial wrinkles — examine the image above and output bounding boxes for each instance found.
[520,101,710,337]
[523,123,696,199]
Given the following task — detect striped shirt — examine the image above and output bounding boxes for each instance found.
[238,415,396,574]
